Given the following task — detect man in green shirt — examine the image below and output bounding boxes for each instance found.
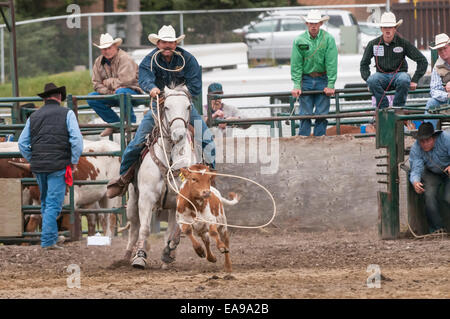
[291,10,338,136]
[360,12,428,109]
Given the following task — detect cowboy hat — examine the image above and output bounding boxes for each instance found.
[148,25,185,45]
[379,12,403,28]
[93,33,123,49]
[37,83,66,101]
[429,33,450,50]
[411,122,442,140]
[302,10,330,23]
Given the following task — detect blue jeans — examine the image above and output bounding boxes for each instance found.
[424,98,445,129]
[35,169,67,248]
[120,105,215,174]
[87,88,138,123]
[366,72,410,109]
[298,75,330,136]
[422,169,450,232]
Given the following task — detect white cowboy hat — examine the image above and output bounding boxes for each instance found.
[302,10,330,23]
[148,25,185,45]
[429,33,450,50]
[379,12,403,28]
[93,33,122,49]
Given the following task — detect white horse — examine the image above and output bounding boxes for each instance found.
[123,84,198,269]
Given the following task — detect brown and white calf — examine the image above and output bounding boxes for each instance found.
[176,164,240,272]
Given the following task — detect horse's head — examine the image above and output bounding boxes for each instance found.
[163,85,191,144]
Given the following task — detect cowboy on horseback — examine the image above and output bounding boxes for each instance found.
[107,25,216,198]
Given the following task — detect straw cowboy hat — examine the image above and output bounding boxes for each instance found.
[37,83,66,101]
[429,33,450,50]
[148,25,185,45]
[412,122,442,140]
[378,12,403,28]
[93,33,123,49]
[302,10,330,23]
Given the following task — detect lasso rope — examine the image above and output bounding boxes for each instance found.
[150,49,186,73]
[152,95,277,229]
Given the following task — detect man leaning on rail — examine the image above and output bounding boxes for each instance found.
[360,12,428,110]
[409,122,450,234]
[290,10,338,137]
[106,25,216,199]
[425,33,450,129]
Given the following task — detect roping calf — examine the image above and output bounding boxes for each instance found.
[176,164,240,273]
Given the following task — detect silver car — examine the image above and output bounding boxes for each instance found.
[236,10,360,60]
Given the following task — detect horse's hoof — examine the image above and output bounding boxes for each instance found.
[194,246,206,258]
[161,246,176,264]
[206,255,217,263]
[132,257,147,269]
[132,250,147,269]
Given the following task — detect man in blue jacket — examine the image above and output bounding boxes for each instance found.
[18,83,83,249]
[409,122,450,234]
[107,25,215,198]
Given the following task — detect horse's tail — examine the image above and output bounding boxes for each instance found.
[117,222,131,233]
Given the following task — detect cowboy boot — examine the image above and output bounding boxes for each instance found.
[106,163,136,198]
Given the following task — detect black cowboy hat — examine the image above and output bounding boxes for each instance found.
[37,83,66,101]
[412,122,442,140]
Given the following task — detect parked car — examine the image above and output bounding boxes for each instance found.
[234,9,360,60]
[358,21,382,51]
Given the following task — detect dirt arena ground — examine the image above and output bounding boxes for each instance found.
[0,226,449,299]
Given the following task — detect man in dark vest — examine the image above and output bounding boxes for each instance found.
[18,83,83,250]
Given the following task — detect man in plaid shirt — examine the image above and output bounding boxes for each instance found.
[425,33,450,129]
[360,12,428,109]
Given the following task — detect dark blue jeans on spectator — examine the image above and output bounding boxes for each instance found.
[87,88,138,123]
[422,169,450,232]
[366,72,410,109]
[35,169,66,248]
[298,74,330,136]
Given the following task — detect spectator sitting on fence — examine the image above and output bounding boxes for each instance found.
[88,33,143,137]
[18,83,83,249]
[360,12,428,110]
[425,33,450,129]
[203,82,249,136]
[409,122,450,234]
[290,10,338,137]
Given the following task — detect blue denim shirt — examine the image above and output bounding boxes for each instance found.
[19,109,84,165]
[138,47,202,97]
[409,131,450,183]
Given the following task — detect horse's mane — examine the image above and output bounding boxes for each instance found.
[165,83,192,101]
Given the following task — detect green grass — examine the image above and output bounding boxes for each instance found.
[0,70,92,101]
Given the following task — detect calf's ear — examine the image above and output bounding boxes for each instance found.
[180,167,190,179]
